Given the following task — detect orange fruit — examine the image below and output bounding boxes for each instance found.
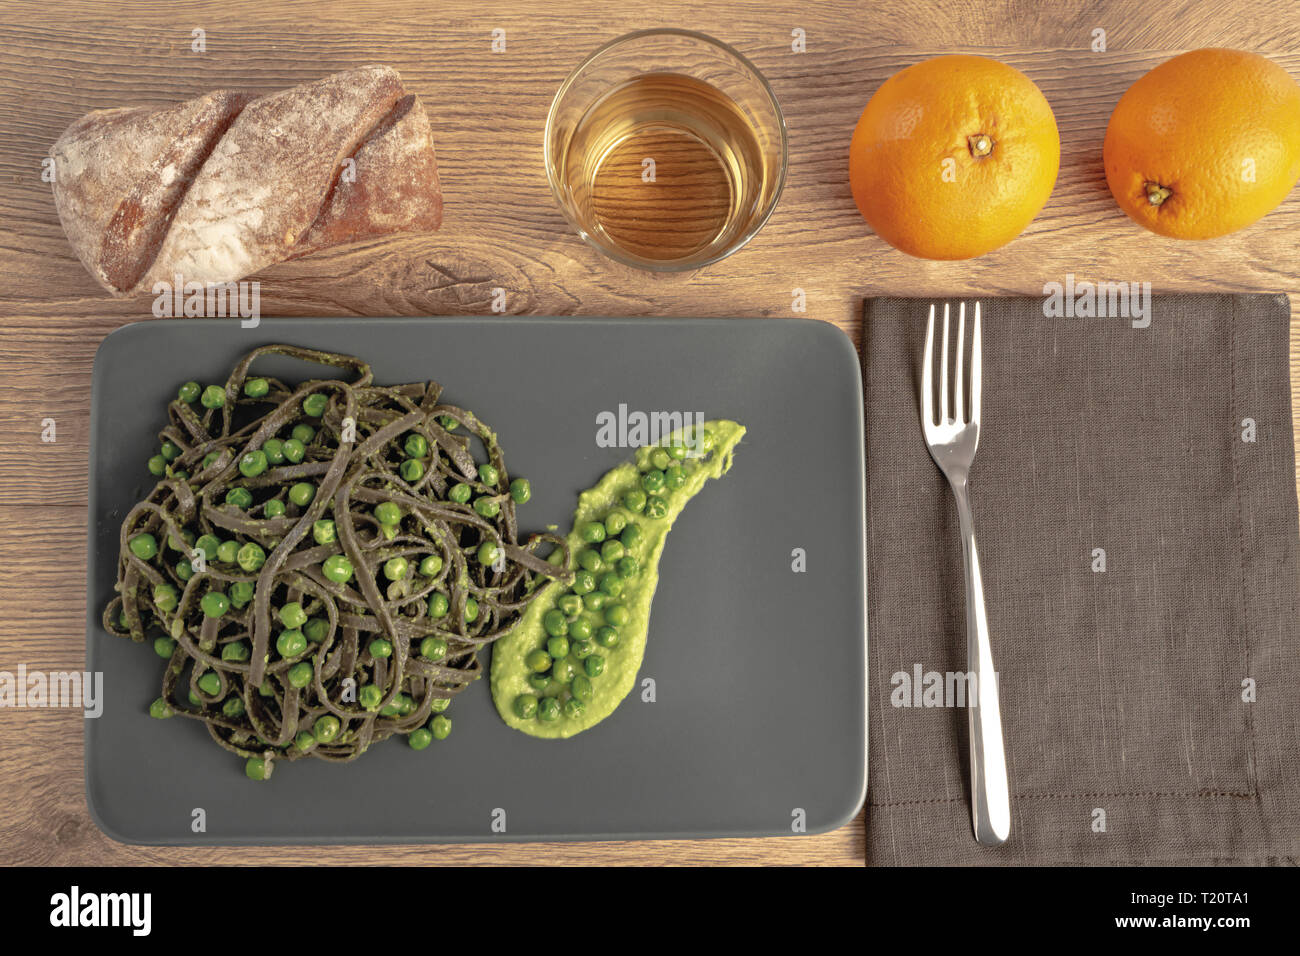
[848,54,1060,259]
[1104,49,1300,239]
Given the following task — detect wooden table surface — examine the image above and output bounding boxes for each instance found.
[2,0,1298,866]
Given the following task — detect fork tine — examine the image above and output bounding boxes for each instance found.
[922,304,935,425]
[940,304,950,424]
[955,302,966,423]
[970,301,982,426]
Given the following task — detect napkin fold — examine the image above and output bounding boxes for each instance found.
[862,294,1300,865]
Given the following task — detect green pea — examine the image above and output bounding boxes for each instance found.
[585,654,605,677]
[557,594,583,619]
[438,415,458,431]
[129,533,158,560]
[477,541,500,566]
[222,696,245,718]
[478,463,499,487]
[308,519,334,545]
[600,573,625,597]
[670,442,689,460]
[449,483,472,504]
[527,673,551,692]
[543,609,568,637]
[404,433,430,459]
[309,715,339,743]
[513,694,539,719]
[153,636,176,658]
[374,501,401,526]
[554,659,577,683]
[408,728,433,750]
[474,497,500,519]
[303,617,328,642]
[276,629,307,658]
[419,554,443,577]
[605,604,629,627]
[420,636,448,660]
[197,672,221,696]
[263,498,286,518]
[302,393,329,417]
[201,451,222,470]
[579,521,606,544]
[151,582,178,613]
[167,530,195,554]
[176,559,194,581]
[569,619,593,642]
[243,377,270,398]
[201,591,229,618]
[160,441,181,462]
[187,690,201,707]
[260,437,284,464]
[665,463,685,490]
[563,697,586,720]
[623,488,647,513]
[651,448,672,471]
[510,478,531,504]
[582,591,607,612]
[289,482,315,506]
[294,730,317,752]
[547,635,570,659]
[384,556,409,581]
[429,715,452,740]
[291,423,315,443]
[237,541,266,572]
[201,385,226,409]
[149,697,174,719]
[245,758,271,781]
[641,470,665,494]
[322,554,354,583]
[147,455,167,476]
[427,592,449,618]
[400,458,425,482]
[578,549,603,573]
[170,469,189,481]
[570,674,594,702]
[220,641,249,662]
[621,524,644,550]
[600,539,625,563]
[369,638,393,659]
[225,487,253,509]
[616,556,638,579]
[195,534,220,560]
[572,569,597,595]
[178,381,201,403]
[211,540,235,565]
[282,438,306,463]
[229,581,254,608]
[275,602,305,629]
[430,697,451,713]
[287,661,314,688]
[464,597,479,622]
[238,449,268,478]
[604,511,628,537]
[571,639,594,660]
[538,697,561,722]
[526,648,552,673]
[644,496,668,519]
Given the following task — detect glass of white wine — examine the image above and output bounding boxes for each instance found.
[545,29,787,272]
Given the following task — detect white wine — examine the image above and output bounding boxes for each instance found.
[555,72,773,265]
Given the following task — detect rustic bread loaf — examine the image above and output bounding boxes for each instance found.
[50,66,443,296]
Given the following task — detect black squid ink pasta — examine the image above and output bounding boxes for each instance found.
[103,344,571,779]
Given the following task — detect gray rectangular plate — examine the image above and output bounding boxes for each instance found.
[86,316,866,844]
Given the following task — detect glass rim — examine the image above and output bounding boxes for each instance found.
[543,28,789,273]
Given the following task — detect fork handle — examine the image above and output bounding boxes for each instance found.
[952,483,1012,846]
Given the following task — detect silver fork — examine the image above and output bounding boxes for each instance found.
[920,301,1011,847]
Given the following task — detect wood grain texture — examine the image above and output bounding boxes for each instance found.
[1,0,1298,866]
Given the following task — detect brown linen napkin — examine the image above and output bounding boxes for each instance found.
[863,293,1300,865]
